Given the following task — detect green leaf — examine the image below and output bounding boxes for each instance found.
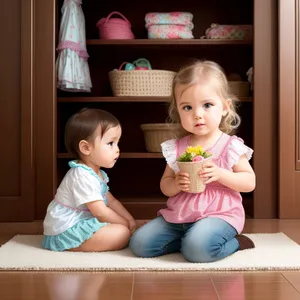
[177,153,193,162]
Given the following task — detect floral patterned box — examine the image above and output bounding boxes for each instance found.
[203,23,253,40]
[145,12,194,29]
[148,24,194,39]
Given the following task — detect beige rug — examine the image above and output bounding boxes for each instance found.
[0,233,300,271]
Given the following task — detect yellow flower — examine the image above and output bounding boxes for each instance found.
[178,145,212,162]
[186,146,203,156]
[185,146,194,154]
[194,146,203,155]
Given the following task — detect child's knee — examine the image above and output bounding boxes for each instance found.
[129,230,143,256]
[181,237,216,263]
[119,225,131,241]
[111,225,131,249]
[129,229,153,257]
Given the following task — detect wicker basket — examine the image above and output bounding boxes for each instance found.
[228,81,250,97]
[140,123,185,152]
[109,69,176,96]
[96,12,135,39]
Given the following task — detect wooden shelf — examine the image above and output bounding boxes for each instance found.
[57,96,253,103]
[57,96,171,103]
[87,39,253,46]
[119,197,167,203]
[57,152,163,159]
[121,199,167,219]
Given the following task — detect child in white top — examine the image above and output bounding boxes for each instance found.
[43,108,136,252]
[130,60,256,262]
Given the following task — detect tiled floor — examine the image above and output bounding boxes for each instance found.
[1,219,300,299]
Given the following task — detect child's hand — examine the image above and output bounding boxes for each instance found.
[199,161,223,184]
[128,219,137,235]
[175,172,191,192]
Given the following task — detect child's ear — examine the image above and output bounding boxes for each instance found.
[79,140,91,156]
[222,99,232,116]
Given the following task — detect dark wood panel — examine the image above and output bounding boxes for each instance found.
[57,96,253,103]
[279,0,300,218]
[87,39,253,45]
[58,96,171,102]
[123,202,166,219]
[253,0,277,218]
[34,0,57,219]
[57,153,163,159]
[0,0,34,221]
[296,0,300,170]
[0,0,21,196]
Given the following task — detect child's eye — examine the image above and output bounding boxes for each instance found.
[183,105,192,111]
[203,103,213,109]
[108,142,114,146]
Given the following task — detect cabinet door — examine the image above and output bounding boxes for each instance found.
[253,0,277,218]
[0,0,34,221]
[279,0,300,218]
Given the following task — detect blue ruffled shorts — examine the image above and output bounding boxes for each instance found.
[42,217,108,251]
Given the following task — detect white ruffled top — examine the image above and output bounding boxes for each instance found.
[43,161,109,236]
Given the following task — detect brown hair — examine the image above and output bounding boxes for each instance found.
[168,60,241,134]
[65,108,120,158]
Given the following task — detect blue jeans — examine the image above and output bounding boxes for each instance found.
[129,216,239,263]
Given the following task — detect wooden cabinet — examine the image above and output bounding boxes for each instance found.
[278,0,300,218]
[0,0,34,221]
[0,0,277,221]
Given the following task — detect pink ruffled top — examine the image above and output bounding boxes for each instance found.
[159,133,253,233]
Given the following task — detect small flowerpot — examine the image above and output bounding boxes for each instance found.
[177,156,213,193]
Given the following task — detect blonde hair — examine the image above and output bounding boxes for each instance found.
[168,60,241,134]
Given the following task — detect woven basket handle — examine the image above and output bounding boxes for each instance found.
[118,61,130,70]
[133,58,152,70]
[105,11,131,26]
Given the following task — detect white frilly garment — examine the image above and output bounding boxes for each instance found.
[161,137,253,174]
[56,0,92,92]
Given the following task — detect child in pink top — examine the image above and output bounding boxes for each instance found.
[130,60,256,262]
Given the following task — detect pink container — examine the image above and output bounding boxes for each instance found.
[135,66,149,70]
[96,11,135,40]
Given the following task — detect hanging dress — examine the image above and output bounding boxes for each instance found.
[56,0,92,92]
